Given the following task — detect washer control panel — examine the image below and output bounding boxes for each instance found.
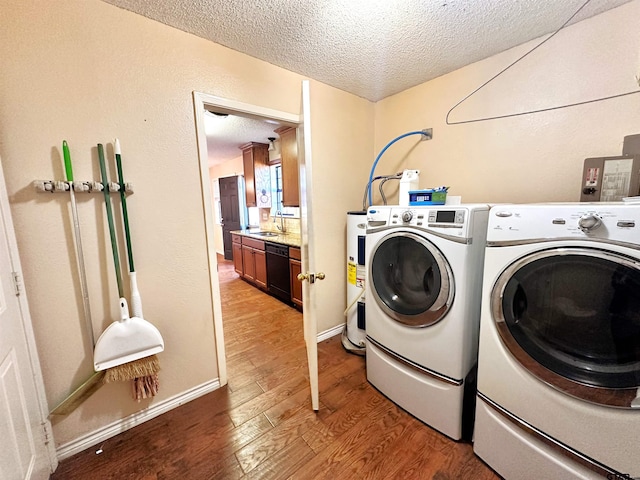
[366,205,480,237]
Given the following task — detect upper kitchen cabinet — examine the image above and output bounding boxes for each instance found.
[274,126,299,207]
[241,142,270,208]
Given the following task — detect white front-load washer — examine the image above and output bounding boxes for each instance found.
[365,204,489,440]
[474,203,640,479]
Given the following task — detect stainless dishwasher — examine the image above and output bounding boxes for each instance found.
[265,242,291,303]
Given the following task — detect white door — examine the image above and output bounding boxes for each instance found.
[298,80,320,410]
[0,158,56,479]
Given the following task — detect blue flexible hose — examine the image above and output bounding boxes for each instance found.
[367,131,426,207]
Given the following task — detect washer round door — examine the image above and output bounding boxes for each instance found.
[492,246,640,408]
[369,231,454,327]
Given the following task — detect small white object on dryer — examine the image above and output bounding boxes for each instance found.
[398,169,419,206]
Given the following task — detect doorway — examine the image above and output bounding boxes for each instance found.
[192,92,306,388]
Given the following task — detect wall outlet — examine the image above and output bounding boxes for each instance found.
[262,212,268,220]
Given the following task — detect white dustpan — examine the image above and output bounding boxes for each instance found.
[94,298,164,372]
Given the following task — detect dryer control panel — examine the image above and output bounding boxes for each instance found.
[487,203,640,243]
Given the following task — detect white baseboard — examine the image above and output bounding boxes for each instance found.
[56,326,341,461]
[56,378,221,461]
[317,323,344,343]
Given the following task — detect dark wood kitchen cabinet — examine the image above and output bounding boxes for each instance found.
[231,233,243,275]
[274,126,299,207]
[240,142,270,208]
[289,247,303,309]
[241,236,267,290]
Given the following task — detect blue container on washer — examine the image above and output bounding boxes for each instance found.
[408,187,448,206]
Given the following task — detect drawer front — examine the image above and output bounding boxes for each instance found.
[289,247,301,260]
[231,233,242,244]
[242,237,265,250]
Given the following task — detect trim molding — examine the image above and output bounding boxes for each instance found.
[56,379,221,460]
[317,324,343,342]
[56,323,342,461]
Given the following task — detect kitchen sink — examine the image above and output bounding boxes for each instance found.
[252,231,279,237]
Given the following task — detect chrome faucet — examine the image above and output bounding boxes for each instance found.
[274,210,286,233]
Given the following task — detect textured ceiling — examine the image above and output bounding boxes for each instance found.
[102,0,633,164]
[203,111,287,165]
[103,0,631,102]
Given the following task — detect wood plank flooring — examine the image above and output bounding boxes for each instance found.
[51,257,499,479]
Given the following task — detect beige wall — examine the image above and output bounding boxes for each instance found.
[374,1,640,205]
[1,0,373,449]
[209,156,244,254]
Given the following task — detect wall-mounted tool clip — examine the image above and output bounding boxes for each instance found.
[33,180,133,194]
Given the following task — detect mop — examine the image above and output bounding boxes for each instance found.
[50,141,106,415]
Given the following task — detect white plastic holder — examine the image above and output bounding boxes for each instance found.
[73,181,90,193]
[399,169,420,207]
[90,181,104,192]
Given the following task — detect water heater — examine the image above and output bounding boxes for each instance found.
[344,211,366,354]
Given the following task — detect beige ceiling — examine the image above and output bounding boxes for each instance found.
[102,0,633,164]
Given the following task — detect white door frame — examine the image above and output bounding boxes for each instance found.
[192,92,301,387]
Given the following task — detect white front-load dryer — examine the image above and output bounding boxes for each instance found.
[365,204,489,440]
[474,203,640,479]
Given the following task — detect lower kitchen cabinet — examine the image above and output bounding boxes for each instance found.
[254,249,267,289]
[232,233,301,306]
[289,247,303,309]
[231,234,243,275]
[240,237,267,290]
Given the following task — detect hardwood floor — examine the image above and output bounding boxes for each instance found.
[51,257,499,479]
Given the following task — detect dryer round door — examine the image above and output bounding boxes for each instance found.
[369,231,454,327]
[492,246,640,408]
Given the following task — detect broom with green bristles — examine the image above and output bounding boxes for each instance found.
[93,142,163,400]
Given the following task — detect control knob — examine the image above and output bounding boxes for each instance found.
[578,213,602,232]
[401,211,413,223]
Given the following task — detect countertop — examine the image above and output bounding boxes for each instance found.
[231,229,301,248]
